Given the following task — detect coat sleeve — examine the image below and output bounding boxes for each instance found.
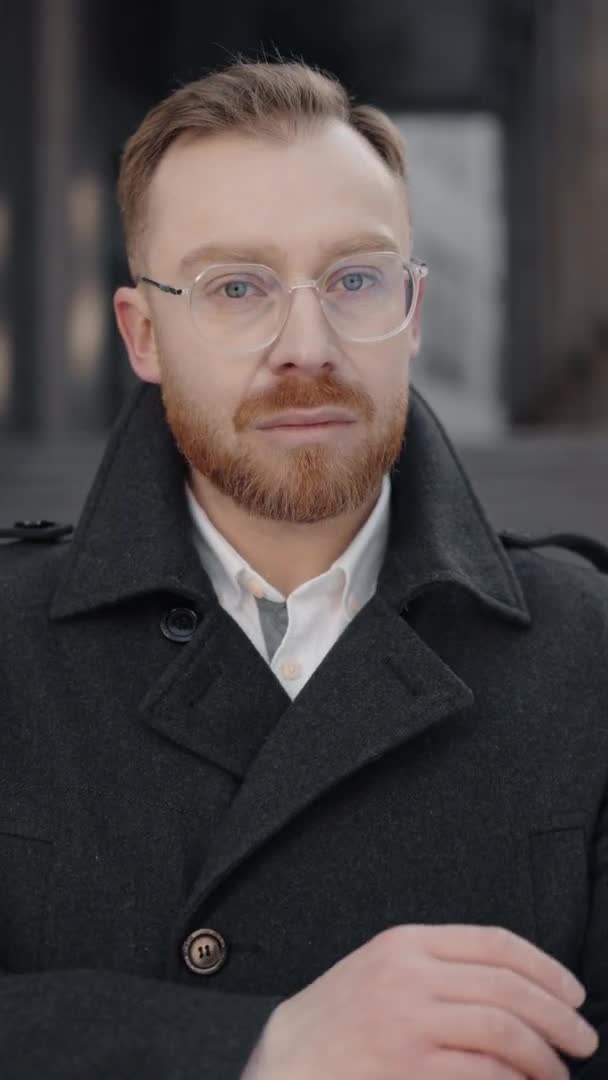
[0,969,282,1079]
[565,788,608,1077]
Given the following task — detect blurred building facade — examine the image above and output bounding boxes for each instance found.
[1,0,607,440]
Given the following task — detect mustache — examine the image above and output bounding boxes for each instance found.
[235,374,374,428]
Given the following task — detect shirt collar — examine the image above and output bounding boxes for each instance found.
[185,473,392,615]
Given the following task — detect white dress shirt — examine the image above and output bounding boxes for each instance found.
[185,474,392,700]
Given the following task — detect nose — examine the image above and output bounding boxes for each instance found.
[266,284,339,374]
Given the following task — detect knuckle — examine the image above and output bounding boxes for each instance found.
[377,922,404,941]
[488,925,515,954]
[374,923,415,952]
[367,925,430,996]
[367,926,406,977]
[371,925,399,958]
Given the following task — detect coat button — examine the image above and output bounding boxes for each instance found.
[14,519,57,529]
[160,607,198,642]
[182,928,227,975]
[1,520,74,542]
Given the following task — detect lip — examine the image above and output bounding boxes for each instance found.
[254,407,357,429]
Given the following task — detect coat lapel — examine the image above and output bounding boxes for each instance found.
[176,592,474,927]
[138,603,292,776]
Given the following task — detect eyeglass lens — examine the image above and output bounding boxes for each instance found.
[189,252,416,350]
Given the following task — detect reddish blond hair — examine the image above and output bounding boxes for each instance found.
[117,59,408,272]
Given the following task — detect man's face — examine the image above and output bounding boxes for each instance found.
[118,121,423,524]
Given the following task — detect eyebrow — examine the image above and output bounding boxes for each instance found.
[178,231,401,276]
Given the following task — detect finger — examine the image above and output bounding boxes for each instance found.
[414,924,586,1006]
[429,1048,528,1080]
[422,1002,570,1080]
[431,960,598,1060]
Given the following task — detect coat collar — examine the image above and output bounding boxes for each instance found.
[49,381,530,626]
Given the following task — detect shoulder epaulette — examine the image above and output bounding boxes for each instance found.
[0,520,74,543]
[500,529,608,574]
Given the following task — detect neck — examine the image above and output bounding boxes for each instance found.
[189,469,383,597]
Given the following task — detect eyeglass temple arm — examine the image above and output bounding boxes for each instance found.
[409,258,429,278]
[136,275,184,296]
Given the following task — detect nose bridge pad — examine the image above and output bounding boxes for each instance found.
[290,280,317,292]
[280,281,331,338]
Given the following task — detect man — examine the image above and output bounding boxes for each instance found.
[0,59,606,1079]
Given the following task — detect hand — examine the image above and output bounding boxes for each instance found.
[242,924,599,1080]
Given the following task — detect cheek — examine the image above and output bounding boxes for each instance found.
[375,344,411,392]
[154,304,204,363]
[377,353,411,416]
[155,330,218,397]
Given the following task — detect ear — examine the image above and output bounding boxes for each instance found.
[408,278,426,359]
[113,285,162,384]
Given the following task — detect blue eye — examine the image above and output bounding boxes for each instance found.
[224,281,250,299]
[342,272,365,291]
[329,268,381,294]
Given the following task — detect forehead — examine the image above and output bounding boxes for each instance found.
[145,121,409,273]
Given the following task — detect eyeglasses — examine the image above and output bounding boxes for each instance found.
[136,251,428,354]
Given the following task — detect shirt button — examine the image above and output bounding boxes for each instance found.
[280,659,302,680]
[348,596,360,614]
[182,928,227,975]
[245,576,265,598]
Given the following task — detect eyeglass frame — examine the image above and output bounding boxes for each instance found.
[135,251,429,352]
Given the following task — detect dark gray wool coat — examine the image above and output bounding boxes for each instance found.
[2,381,608,1079]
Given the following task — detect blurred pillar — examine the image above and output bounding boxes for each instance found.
[34,0,77,436]
[1,0,110,437]
[36,0,110,437]
[0,6,36,433]
[508,0,608,425]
